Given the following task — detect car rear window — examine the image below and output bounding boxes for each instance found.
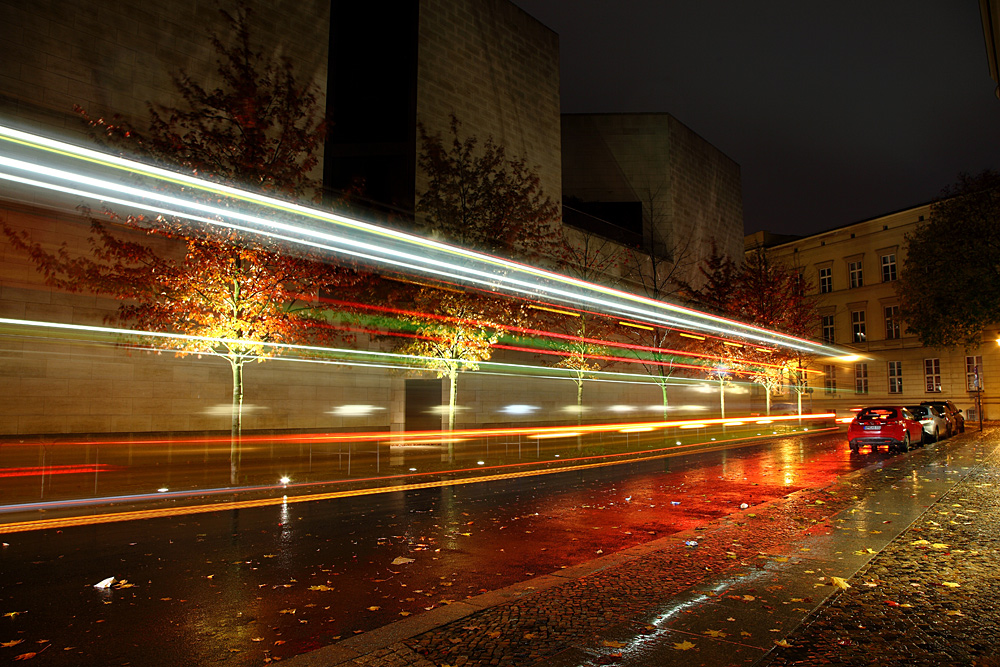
[907,407,928,418]
[858,408,898,420]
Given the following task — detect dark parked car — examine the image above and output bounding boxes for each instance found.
[921,400,965,434]
[905,404,948,443]
[848,406,924,454]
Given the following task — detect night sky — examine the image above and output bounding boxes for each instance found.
[512,1,1000,237]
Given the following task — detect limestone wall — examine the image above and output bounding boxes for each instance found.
[414,0,562,216]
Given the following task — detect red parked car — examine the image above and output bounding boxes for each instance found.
[848,406,925,454]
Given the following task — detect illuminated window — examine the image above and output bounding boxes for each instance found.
[849,261,864,288]
[966,355,983,391]
[851,310,866,343]
[819,267,832,293]
[884,305,900,340]
[824,364,837,395]
[888,361,902,394]
[881,254,897,282]
[854,363,869,394]
[821,315,835,344]
[924,358,942,393]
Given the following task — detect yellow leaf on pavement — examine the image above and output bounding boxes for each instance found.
[831,576,851,590]
[673,640,696,651]
[602,640,626,648]
[703,629,727,638]
[774,639,792,647]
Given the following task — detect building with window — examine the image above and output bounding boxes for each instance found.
[746,203,997,421]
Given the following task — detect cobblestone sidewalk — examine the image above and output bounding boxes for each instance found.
[759,432,1000,667]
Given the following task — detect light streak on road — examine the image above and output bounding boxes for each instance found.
[0,425,839,535]
[0,316,768,389]
[316,296,822,374]
[0,124,851,357]
[0,412,836,450]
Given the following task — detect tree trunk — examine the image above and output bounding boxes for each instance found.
[660,380,669,422]
[230,358,244,486]
[576,374,583,452]
[447,369,457,462]
[765,387,771,416]
[719,377,726,420]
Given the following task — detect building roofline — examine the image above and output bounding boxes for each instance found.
[751,199,938,250]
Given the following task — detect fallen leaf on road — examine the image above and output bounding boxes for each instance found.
[2,640,24,648]
[703,630,727,638]
[942,582,960,588]
[831,577,851,590]
[399,611,411,617]
[367,606,381,611]
[673,640,696,650]
[13,653,37,661]
[487,631,501,639]
[279,609,296,614]
[391,557,415,566]
[945,610,964,616]
[774,639,792,647]
[742,595,755,601]
[251,638,264,642]
[602,640,626,648]
[93,577,115,589]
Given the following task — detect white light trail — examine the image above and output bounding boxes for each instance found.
[0,124,850,356]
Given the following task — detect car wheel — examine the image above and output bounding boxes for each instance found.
[900,433,910,453]
[932,428,939,443]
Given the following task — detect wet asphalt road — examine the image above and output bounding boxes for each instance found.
[0,431,869,666]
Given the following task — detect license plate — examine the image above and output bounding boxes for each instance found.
[863,425,880,431]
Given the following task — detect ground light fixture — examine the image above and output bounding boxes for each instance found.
[279,476,291,485]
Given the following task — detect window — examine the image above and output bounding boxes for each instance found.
[819,267,832,293]
[888,361,902,394]
[849,260,864,288]
[851,310,866,343]
[924,358,942,393]
[884,305,900,340]
[881,254,897,282]
[824,364,837,395]
[854,363,869,394]
[821,315,835,344]
[967,355,984,391]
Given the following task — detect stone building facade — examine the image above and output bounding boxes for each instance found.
[562,113,745,289]
[0,0,745,437]
[750,204,998,421]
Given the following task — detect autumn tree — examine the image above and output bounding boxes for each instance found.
[416,115,561,261]
[680,244,818,415]
[398,116,559,441]
[2,7,356,483]
[394,288,522,460]
[896,170,1000,349]
[548,229,622,429]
